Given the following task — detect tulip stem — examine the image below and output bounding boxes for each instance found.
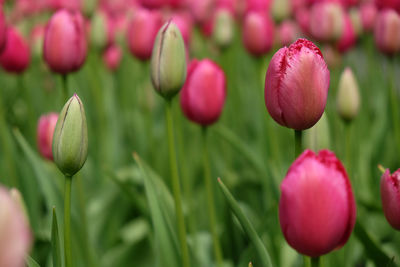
[389,59,400,156]
[165,100,190,267]
[202,127,224,267]
[64,175,72,267]
[294,130,303,158]
[62,74,69,103]
[310,257,320,267]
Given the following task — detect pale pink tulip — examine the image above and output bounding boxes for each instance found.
[374,9,400,55]
[265,38,329,130]
[180,59,226,126]
[279,149,356,257]
[43,9,87,74]
[381,169,400,230]
[103,44,122,71]
[309,2,344,42]
[37,113,58,160]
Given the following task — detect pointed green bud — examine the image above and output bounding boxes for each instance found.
[53,94,88,177]
[151,20,187,100]
[90,11,107,50]
[336,67,360,122]
[303,112,331,151]
[212,9,234,49]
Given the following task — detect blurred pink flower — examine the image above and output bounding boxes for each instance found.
[0,27,30,73]
[37,113,58,160]
[381,168,400,230]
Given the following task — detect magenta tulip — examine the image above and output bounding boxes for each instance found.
[242,11,275,56]
[37,113,58,161]
[265,38,330,130]
[43,9,87,74]
[0,27,31,73]
[103,44,122,71]
[336,14,356,53]
[126,8,162,61]
[0,186,32,267]
[381,168,400,230]
[0,10,6,52]
[374,9,400,55]
[375,0,400,13]
[360,3,377,32]
[279,149,356,257]
[180,59,226,126]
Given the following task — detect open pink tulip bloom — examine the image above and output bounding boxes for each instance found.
[279,149,356,257]
[381,169,400,230]
[265,38,330,130]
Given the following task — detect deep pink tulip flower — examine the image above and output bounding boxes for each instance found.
[180,59,226,126]
[0,186,32,267]
[103,44,122,71]
[242,11,275,56]
[0,27,31,73]
[43,9,87,74]
[381,169,400,230]
[360,3,377,32]
[336,14,356,53]
[375,0,400,13]
[0,10,6,52]
[265,38,330,130]
[279,149,356,257]
[37,113,58,161]
[374,9,400,55]
[127,8,162,61]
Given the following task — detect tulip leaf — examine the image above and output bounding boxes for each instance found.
[51,207,62,267]
[133,153,180,267]
[354,220,393,266]
[25,255,41,267]
[218,178,274,267]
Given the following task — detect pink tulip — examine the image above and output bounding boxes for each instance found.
[48,0,81,11]
[0,10,6,53]
[279,149,356,257]
[265,38,330,130]
[126,8,162,61]
[189,0,215,24]
[0,186,32,267]
[374,9,400,55]
[0,27,31,73]
[169,12,193,45]
[360,3,377,32]
[242,11,275,56]
[43,9,87,74]
[381,168,400,230]
[309,2,344,42]
[103,44,122,71]
[336,14,356,53]
[375,0,400,13]
[278,20,301,47]
[244,0,271,14]
[37,113,58,160]
[180,59,226,126]
[295,7,311,36]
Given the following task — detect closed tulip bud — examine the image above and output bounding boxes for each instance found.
[0,27,31,73]
[212,9,235,48]
[381,169,400,230]
[360,3,377,32]
[374,9,400,55]
[43,9,87,74]
[37,112,59,160]
[90,11,109,50]
[303,112,331,151]
[127,8,163,61]
[242,11,275,56]
[336,14,356,53]
[279,149,356,257]
[151,21,187,99]
[180,59,226,126]
[103,44,122,71]
[53,94,88,177]
[271,0,291,22]
[309,2,344,42]
[265,38,330,130]
[0,186,32,267]
[336,67,360,122]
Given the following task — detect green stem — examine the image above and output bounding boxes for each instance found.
[64,176,72,267]
[62,74,69,103]
[345,123,352,179]
[165,100,190,267]
[202,127,223,267]
[389,59,400,156]
[294,130,303,158]
[310,257,320,267]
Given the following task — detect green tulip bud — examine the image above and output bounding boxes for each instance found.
[272,0,290,22]
[53,94,88,177]
[303,112,331,151]
[83,0,98,18]
[336,67,360,122]
[212,9,234,49]
[90,11,108,50]
[151,20,187,100]
[349,8,363,37]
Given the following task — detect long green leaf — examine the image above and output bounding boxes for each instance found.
[218,178,273,267]
[133,153,180,267]
[51,207,62,267]
[25,255,41,267]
